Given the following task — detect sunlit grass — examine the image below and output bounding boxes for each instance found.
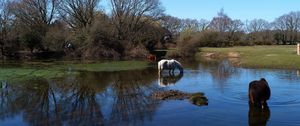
[199,45,300,69]
[0,61,149,82]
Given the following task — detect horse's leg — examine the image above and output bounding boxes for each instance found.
[158,62,162,75]
[158,68,161,75]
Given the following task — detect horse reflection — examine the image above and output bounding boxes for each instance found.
[248,102,271,126]
[158,73,183,87]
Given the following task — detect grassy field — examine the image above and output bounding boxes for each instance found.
[199,45,300,69]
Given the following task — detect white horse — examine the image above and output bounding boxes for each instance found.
[158,59,183,76]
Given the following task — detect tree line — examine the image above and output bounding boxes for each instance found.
[1,0,300,59]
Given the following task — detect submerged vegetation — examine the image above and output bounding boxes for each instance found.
[0,61,149,82]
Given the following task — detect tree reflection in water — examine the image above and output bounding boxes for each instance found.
[0,81,20,120]
[58,72,107,126]
[20,78,62,126]
[199,59,239,91]
[108,68,161,125]
[0,68,161,125]
[213,60,238,83]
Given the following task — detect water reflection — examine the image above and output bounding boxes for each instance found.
[213,60,238,83]
[248,103,271,126]
[2,60,300,125]
[0,68,161,126]
[108,69,161,125]
[198,59,240,92]
[158,73,183,87]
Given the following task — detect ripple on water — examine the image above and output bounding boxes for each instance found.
[269,95,300,107]
[216,91,300,107]
[213,91,249,106]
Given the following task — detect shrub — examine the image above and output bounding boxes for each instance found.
[44,21,69,51]
[176,30,201,58]
[21,31,43,53]
[123,44,149,59]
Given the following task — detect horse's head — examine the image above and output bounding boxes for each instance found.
[172,59,183,74]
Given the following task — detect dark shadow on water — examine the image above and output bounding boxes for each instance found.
[248,103,271,126]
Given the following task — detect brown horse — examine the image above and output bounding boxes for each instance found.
[248,78,271,109]
[147,54,156,62]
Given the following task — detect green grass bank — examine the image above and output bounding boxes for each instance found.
[199,45,300,69]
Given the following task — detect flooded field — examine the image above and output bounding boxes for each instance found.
[1,60,300,126]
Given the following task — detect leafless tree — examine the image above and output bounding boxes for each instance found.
[246,19,272,44]
[110,0,164,41]
[247,19,270,33]
[10,0,59,30]
[209,9,232,32]
[273,11,300,44]
[198,19,210,32]
[58,0,100,29]
[159,15,182,37]
[181,18,200,32]
[209,9,244,44]
[228,19,244,41]
[0,0,15,56]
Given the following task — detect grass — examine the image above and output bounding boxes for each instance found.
[0,60,149,82]
[199,45,300,69]
[69,61,149,72]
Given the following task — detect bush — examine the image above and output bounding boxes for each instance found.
[21,31,43,53]
[123,44,149,59]
[83,44,121,59]
[43,21,69,51]
[176,30,201,58]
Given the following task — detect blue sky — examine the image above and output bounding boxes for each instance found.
[160,0,300,22]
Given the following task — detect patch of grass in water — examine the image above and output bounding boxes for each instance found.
[0,68,75,82]
[70,61,149,72]
[0,60,149,82]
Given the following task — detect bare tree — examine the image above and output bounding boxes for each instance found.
[209,9,244,45]
[181,18,200,32]
[198,19,210,32]
[58,0,100,29]
[246,19,272,44]
[247,19,270,33]
[159,15,182,37]
[273,11,300,44]
[209,9,232,32]
[10,0,59,30]
[110,0,164,41]
[0,0,14,57]
[228,19,244,41]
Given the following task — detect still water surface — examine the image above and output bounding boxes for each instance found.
[1,60,300,126]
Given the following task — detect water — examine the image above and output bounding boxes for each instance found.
[1,60,300,126]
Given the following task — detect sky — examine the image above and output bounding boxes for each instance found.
[160,0,300,22]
